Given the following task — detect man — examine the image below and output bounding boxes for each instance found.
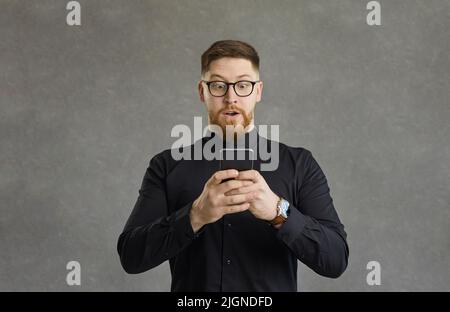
[117,40,349,291]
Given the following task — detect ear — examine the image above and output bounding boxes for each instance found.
[198,80,205,103]
[256,80,263,103]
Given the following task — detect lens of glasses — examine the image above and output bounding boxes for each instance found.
[208,81,255,97]
[209,82,228,96]
[234,81,253,96]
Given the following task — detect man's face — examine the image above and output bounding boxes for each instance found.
[198,57,263,136]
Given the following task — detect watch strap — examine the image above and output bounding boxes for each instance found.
[270,197,287,226]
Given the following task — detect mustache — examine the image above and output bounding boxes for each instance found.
[218,106,245,114]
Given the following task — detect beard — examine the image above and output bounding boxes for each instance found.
[209,105,253,142]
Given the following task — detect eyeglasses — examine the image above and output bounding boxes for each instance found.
[202,80,260,97]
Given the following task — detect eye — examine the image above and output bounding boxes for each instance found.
[236,81,251,89]
[211,82,226,89]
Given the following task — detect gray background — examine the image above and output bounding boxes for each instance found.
[1,0,449,291]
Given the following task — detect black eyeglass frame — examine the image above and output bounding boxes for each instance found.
[201,80,261,97]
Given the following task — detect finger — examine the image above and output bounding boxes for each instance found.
[236,169,260,183]
[222,202,250,215]
[216,179,254,194]
[207,169,239,186]
[225,183,259,196]
[224,181,254,196]
[221,192,256,206]
[215,179,253,194]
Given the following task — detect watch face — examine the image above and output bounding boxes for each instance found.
[280,199,289,218]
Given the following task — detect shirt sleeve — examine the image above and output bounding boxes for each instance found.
[276,150,349,278]
[117,152,204,274]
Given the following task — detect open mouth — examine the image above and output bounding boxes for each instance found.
[223,111,240,117]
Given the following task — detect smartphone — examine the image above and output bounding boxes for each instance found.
[219,148,254,183]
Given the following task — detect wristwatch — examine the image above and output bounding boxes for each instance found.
[270,197,290,226]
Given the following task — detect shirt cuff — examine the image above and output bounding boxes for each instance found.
[275,205,307,245]
[172,202,206,240]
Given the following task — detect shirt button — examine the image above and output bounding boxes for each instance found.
[226,259,231,265]
[227,223,231,227]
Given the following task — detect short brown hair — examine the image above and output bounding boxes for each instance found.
[201,40,260,77]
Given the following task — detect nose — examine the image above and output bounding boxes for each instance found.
[224,85,238,104]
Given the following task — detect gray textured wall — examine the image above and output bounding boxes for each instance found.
[1,0,449,291]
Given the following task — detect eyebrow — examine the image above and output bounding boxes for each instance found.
[209,74,253,80]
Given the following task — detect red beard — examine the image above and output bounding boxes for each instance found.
[209,106,253,140]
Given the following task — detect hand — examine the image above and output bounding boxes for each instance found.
[190,169,256,232]
[227,170,279,222]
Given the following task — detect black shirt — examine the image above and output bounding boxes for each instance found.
[117,128,349,291]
